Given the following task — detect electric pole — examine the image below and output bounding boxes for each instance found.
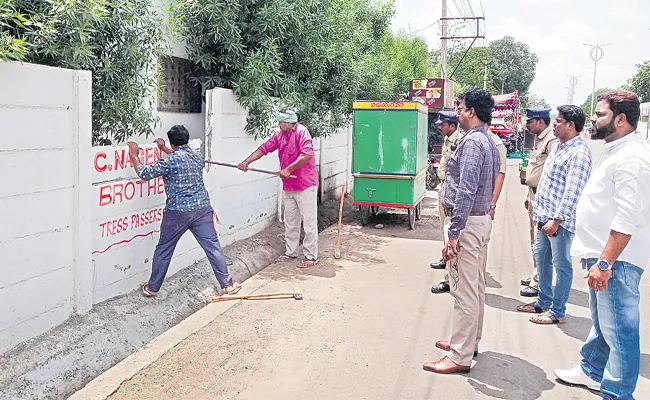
[441,0,448,82]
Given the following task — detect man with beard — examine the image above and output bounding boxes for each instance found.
[520,108,557,298]
[423,88,499,374]
[555,91,650,399]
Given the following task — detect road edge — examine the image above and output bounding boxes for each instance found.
[67,275,273,400]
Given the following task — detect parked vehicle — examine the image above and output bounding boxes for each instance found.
[427,153,440,190]
[490,123,515,139]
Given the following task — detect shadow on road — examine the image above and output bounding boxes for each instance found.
[467,351,555,399]
[485,293,525,313]
[558,315,592,342]
[567,288,590,309]
[640,353,650,380]
[486,272,502,289]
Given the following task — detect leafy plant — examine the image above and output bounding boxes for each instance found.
[0,0,166,144]
[171,0,434,139]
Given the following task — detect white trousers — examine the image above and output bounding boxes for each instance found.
[284,186,318,260]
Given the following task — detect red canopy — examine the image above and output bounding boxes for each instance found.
[492,92,520,110]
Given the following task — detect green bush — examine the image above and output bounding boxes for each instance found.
[0,0,165,144]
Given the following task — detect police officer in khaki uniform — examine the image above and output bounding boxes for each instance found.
[520,108,557,297]
[430,112,461,292]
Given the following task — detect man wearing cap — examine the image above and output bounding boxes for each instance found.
[238,109,320,267]
[430,111,462,292]
[519,108,557,298]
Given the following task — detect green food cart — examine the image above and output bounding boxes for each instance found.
[352,100,428,229]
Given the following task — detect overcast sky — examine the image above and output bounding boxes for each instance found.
[391,0,650,108]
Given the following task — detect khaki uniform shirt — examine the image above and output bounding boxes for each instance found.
[525,125,557,188]
[438,129,462,181]
[487,129,507,174]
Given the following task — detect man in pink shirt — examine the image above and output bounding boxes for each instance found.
[238,109,319,267]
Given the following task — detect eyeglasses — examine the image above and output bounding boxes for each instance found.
[456,106,468,113]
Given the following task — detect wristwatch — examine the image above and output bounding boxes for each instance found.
[490,204,497,210]
[597,259,613,271]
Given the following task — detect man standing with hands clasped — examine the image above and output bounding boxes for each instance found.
[423,88,500,374]
[238,109,320,268]
[555,91,650,399]
[516,105,591,325]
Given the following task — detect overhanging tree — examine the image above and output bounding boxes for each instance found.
[0,0,166,144]
[625,60,650,102]
[489,36,538,95]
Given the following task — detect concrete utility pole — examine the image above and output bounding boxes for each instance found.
[441,0,448,81]
[584,43,611,117]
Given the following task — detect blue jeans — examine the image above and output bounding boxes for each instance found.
[580,258,643,400]
[149,207,233,292]
[534,225,574,318]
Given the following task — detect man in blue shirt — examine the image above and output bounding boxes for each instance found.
[516,106,591,324]
[127,125,241,297]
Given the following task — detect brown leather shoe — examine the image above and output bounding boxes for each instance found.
[435,340,478,357]
[423,356,470,374]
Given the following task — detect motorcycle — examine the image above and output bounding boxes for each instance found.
[426,153,441,190]
[500,130,524,154]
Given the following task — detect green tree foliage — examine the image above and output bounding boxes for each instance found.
[356,32,435,101]
[0,0,165,144]
[625,60,650,102]
[489,36,538,95]
[521,93,549,108]
[581,87,615,117]
[171,0,433,138]
[447,47,498,93]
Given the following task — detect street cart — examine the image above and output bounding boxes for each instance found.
[351,100,428,229]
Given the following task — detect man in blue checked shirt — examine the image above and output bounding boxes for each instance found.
[516,105,591,324]
[127,125,241,297]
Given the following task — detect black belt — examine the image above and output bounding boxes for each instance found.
[444,208,489,217]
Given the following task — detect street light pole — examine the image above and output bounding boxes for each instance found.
[584,43,611,117]
[567,75,580,104]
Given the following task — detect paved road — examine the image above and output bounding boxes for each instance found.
[105,158,649,400]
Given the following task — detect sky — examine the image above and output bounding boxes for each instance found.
[390,0,650,109]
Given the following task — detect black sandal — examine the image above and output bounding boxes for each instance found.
[516,302,546,314]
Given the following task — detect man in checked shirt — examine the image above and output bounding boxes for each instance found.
[516,105,591,324]
[127,125,242,297]
[423,88,500,374]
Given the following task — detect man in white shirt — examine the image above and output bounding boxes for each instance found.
[555,91,650,399]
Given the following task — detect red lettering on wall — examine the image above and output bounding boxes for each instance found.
[113,183,124,204]
[145,147,153,166]
[114,149,127,171]
[99,185,112,206]
[97,177,165,206]
[94,152,107,172]
[124,181,136,200]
